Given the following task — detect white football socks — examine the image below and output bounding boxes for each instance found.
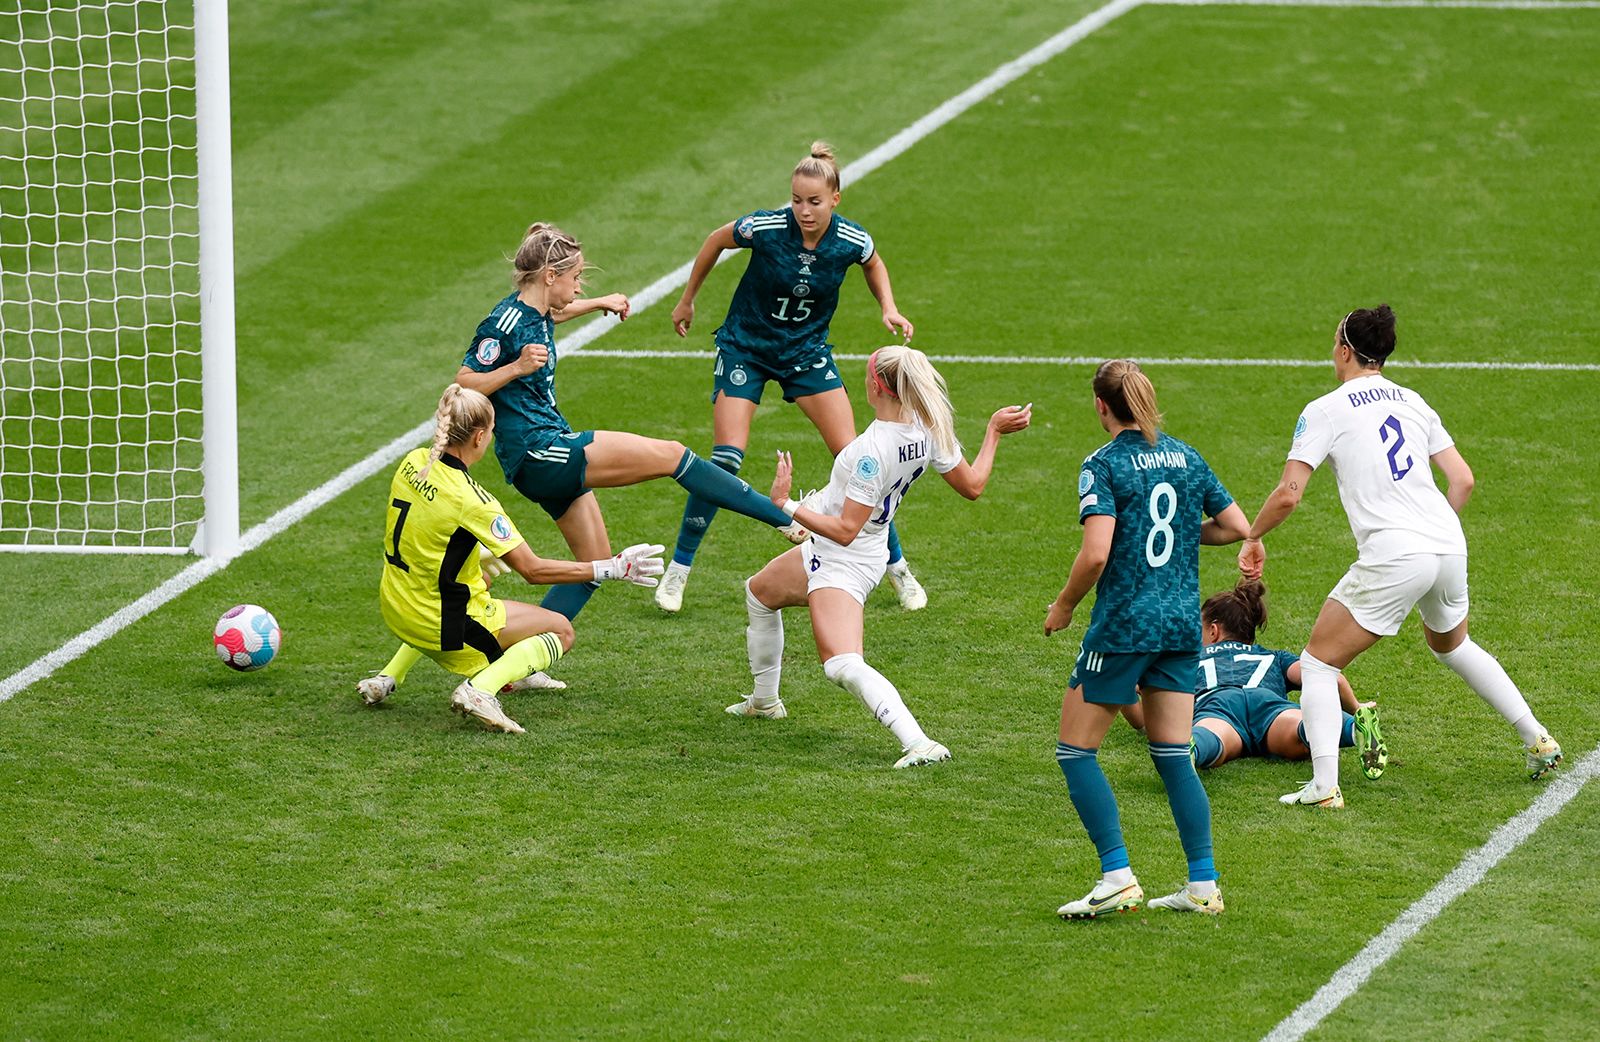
[1298,650,1344,792]
[1433,637,1543,745]
[745,580,784,708]
[822,652,928,750]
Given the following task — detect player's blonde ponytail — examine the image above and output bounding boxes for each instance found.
[512,222,585,288]
[793,140,841,192]
[871,345,959,460]
[1093,359,1163,445]
[418,383,494,480]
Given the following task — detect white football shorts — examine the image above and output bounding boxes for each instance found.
[801,537,885,605]
[1329,553,1470,636]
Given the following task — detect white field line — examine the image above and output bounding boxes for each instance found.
[577,349,1600,372]
[1153,0,1600,9]
[1263,745,1600,1042]
[0,0,1148,705]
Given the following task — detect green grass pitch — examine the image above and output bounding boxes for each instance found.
[2,2,1598,1039]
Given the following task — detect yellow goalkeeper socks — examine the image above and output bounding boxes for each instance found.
[469,632,564,694]
[380,644,424,686]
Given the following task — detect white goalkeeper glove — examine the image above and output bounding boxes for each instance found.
[592,543,666,587]
[478,544,512,581]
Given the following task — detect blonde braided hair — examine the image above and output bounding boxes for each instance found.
[417,383,493,480]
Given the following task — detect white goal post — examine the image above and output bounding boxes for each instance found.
[0,0,238,557]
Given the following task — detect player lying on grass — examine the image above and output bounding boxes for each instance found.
[452,222,800,640]
[1047,360,1250,920]
[1188,580,1387,778]
[725,344,1030,767]
[1239,304,1561,810]
[661,141,928,615]
[357,384,663,734]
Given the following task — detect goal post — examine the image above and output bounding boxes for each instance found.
[0,0,239,557]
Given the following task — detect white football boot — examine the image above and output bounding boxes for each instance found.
[655,561,690,613]
[503,671,566,693]
[450,682,525,734]
[884,559,928,611]
[1057,877,1144,919]
[725,696,788,720]
[893,739,951,769]
[1147,886,1225,915]
[1279,780,1344,809]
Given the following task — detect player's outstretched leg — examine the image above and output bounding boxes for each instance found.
[728,579,788,719]
[823,652,947,767]
[357,643,423,705]
[1430,634,1561,779]
[661,445,747,614]
[1054,741,1142,918]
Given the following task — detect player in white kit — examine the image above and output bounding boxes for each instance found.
[1238,305,1563,808]
[726,344,1032,766]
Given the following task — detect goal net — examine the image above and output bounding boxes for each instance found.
[0,0,236,555]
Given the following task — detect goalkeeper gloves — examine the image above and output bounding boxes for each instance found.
[592,543,666,587]
[479,544,512,581]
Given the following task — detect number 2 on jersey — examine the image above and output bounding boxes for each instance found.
[1379,415,1414,481]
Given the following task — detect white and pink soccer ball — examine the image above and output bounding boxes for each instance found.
[213,604,282,672]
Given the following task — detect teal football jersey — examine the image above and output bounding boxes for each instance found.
[715,208,875,368]
[463,293,570,482]
[1196,641,1301,698]
[1077,431,1235,653]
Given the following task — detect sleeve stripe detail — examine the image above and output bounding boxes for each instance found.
[837,226,869,242]
[495,308,518,333]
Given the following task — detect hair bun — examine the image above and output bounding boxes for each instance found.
[809,140,836,162]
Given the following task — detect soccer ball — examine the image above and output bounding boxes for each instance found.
[213,604,282,672]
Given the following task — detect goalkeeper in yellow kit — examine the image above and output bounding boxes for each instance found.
[359,384,664,733]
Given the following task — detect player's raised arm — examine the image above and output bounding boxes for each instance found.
[941,403,1031,500]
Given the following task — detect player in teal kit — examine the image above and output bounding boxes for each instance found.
[1046,360,1251,919]
[454,223,800,631]
[1190,581,1387,778]
[659,142,925,614]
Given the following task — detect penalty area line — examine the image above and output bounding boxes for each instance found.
[577,349,1600,372]
[1262,745,1600,1042]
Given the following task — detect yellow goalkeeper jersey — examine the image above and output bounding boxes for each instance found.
[379,448,525,653]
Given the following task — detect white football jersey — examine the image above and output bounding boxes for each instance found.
[1288,373,1467,562]
[813,419,961,563]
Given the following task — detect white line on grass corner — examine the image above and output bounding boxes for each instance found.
[1261,745,1600,1042]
